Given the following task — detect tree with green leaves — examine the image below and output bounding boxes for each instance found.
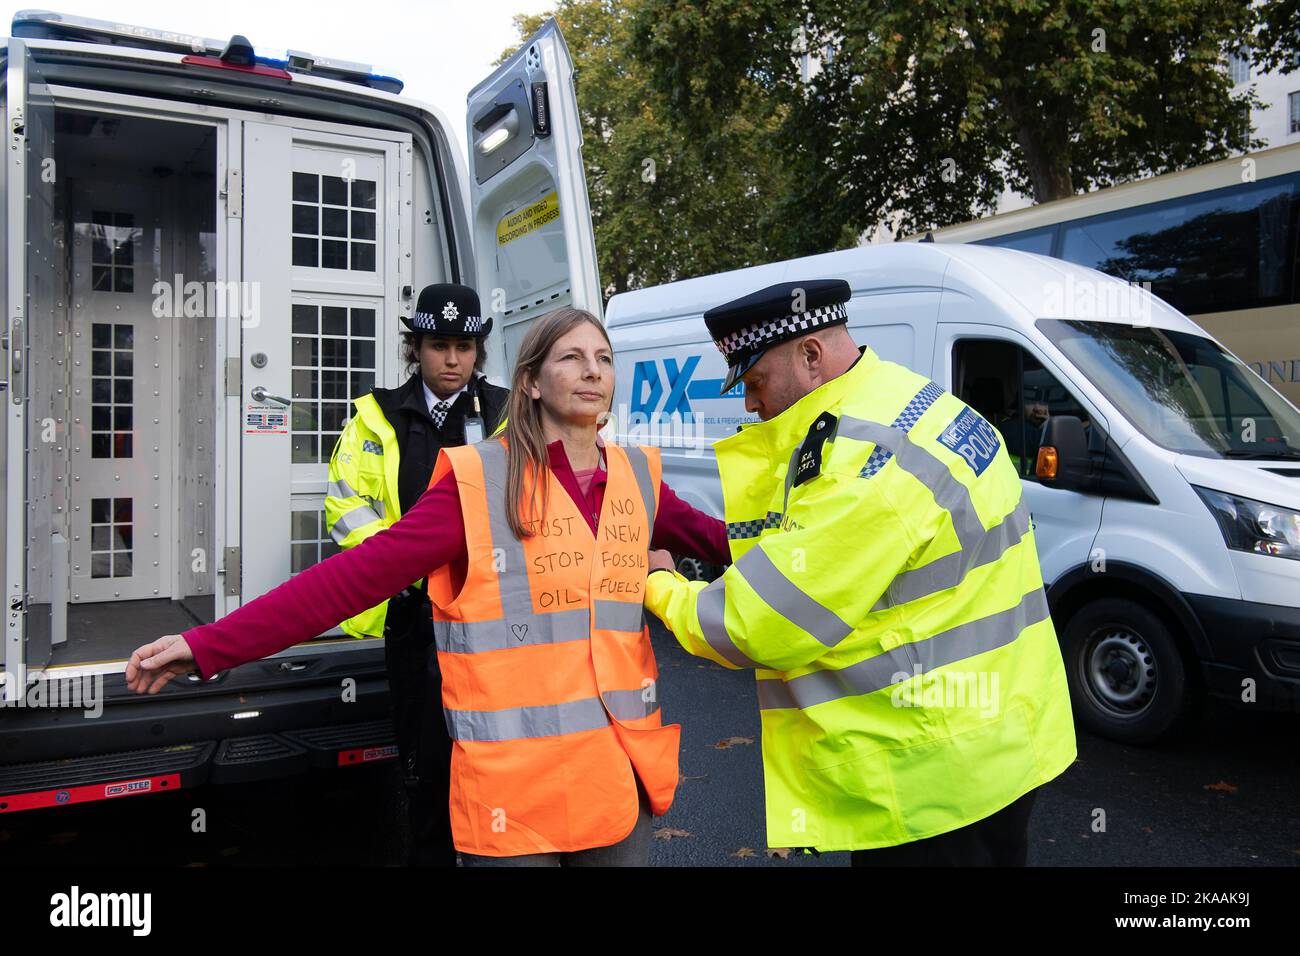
[502,0,834,298]
[1252,0,1300,74]
[632,0,1262,240]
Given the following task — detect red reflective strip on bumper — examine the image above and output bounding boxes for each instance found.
[337,744,398,766]
[0,773,182,813]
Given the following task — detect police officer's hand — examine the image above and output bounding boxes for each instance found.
[648,549,675,573]
[125,634,197,694]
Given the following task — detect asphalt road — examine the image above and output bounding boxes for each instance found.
[3,620,1298,867]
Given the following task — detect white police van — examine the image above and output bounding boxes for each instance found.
[0,11,599,811]
[606,242,1300,743]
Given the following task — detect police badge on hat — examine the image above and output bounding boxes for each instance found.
[703,279,852,394]
[403,283,493,337]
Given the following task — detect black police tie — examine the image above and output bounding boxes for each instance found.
[431,400,453,430]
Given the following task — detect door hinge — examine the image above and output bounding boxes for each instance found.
[221,547,241,596]
[226,357,241,397]
[223,167,242,218]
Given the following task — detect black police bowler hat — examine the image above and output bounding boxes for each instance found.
[704,279,851,393]
[403,283,493,337]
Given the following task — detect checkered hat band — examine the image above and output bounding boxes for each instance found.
[413,312,485,333]
[715,303,848,360]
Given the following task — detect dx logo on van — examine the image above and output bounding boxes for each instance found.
[631,357,737,419]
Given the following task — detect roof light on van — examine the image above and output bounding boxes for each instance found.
[11,10,404,94]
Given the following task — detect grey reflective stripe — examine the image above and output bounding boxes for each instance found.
[838,414,998,609]
[477,439,537,626]
[734,544,853,647]
[328,478,359,499]
[698,578,763,668]
[330,503,382,542]
[594,599,644,633]
[434,608,591,654]
[756,587,1051,711]
[838,416,986,552]
[876,499,1032,609]
[622,444,657,534]
[601,686,661,721]
[444,696,611,742]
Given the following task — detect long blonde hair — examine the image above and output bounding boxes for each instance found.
[504,307,613,539]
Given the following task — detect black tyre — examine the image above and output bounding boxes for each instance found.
[1061,597,1195,744]
[673,555,727,582]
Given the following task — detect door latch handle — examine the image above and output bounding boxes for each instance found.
[250,386,292,406]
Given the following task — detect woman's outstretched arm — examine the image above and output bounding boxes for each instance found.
[135,473,466,684]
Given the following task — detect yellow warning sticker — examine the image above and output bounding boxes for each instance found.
[497,191,560,246]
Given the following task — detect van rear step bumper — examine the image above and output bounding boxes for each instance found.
[0,719,396,813]
[0,741,214,813]
[282,719,399,768]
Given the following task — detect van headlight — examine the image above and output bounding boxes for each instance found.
[1194,487,1300,561]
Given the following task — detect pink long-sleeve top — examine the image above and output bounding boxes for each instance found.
[183,440,730,679]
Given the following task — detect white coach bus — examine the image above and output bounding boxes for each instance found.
[921,143,1300,408]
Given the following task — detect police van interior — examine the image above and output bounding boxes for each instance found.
[1,11,599,811]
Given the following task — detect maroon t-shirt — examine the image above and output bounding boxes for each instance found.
[183,439,729,678]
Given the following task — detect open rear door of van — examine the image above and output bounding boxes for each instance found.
[5,39,58,696]
[466,20,600,372]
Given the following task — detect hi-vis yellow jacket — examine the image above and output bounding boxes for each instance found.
[325,392,407,638]
[325,395,510,639]
[646,346,1077,852]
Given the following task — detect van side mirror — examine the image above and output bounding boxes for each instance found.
[1036,415,1091,490]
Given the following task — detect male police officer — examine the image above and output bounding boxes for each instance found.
[326,283,507,866]
[646,279,1076,865]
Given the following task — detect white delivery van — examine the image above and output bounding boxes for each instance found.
[606,242,1300,743]
[0,11,599,811]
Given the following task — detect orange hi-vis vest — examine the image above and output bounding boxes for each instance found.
[425,437,681,856]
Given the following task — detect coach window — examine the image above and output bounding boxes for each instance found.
[953,339,1092,479]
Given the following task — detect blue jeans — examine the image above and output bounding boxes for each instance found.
[459,781,652,867]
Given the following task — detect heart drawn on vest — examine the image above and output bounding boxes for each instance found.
[511,623,529,642]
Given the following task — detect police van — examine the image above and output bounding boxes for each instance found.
[606,242,1300,744]
[0,11,600,811]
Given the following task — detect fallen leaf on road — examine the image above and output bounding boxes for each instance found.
[1141,826,1154,834]
[653,827,692,840]
[713,736,754,749]
[732,847,756,858]
[1203,781,1238,794]
[766,847,792,859]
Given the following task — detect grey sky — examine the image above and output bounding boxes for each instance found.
[3,0,555,157]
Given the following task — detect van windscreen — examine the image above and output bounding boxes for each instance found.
[1037,319,1300,460]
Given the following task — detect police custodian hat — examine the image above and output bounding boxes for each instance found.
[703,279,851,393]
[402,283,493,337]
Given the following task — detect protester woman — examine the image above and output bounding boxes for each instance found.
[126,307,729,866]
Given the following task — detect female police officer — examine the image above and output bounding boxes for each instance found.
[325,283,507,866]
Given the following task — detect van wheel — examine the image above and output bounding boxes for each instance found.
[1061,597,1193,744]
[674,555,708,581]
